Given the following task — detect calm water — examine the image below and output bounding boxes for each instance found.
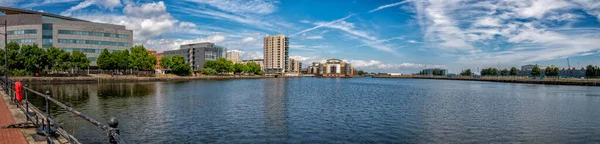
[29,78,600,143]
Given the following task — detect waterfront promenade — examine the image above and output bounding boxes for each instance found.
[0,88,27,144]
[372,75,600,86]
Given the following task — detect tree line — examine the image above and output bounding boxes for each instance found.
[96,45,157,74]
[201,58,262,75]
[0,42,89,76]
[159,55,191,76]
[418,69,444,76]
[586,65,600,78]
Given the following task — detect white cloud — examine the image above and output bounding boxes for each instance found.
[172,5,293,32]
[20,0,79,9]
[123,1,166,18]
[513,0,574,19]
[185,0,278,14]
[242,37,255,43]
[473,17,501,27]
[179,22,197,28]
[369,0,412,13]
[139,34,227,52]
[349,60,446,69]
[305,35,323,39]
[299,20,311,23]
[60,0,122,16]
[239,51,263,60]
[73,1,180,41]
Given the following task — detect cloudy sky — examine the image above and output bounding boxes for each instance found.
[2,0,600,73]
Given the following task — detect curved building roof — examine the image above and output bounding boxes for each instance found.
[0,6,88,22]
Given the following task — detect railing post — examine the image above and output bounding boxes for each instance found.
[45,90,51,142]
[108,117,120,144]
[24,84,29,121]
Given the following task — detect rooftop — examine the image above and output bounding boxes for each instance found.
[0,6,88,22]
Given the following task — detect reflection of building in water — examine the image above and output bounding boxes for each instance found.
[263,79,288,140]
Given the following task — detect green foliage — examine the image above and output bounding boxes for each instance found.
[45,47,62,70]
[170,55,191,76]
[233,63,249,75]
[11,69,28,76]
[357,70,367,75]
[203,58,234,74]
[509,67,518,76]
[481,68,499,76]
[97,49,113,70]
[129,46,156,71]
[545,65,560,76]
[21,45,46,73]
[460,69,472,76]
[71,51,90,69]
[159,55,172,70]
[501,69,509,76]
[201,67,217,75]
[113,49,130,71]
[586,65,600,78]
[7,42,23,70]
[246,62,263,75]
[56,52,71,71]
[531,65,542,76]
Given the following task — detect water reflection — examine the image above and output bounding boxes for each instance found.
[263,78,288,142]
[97,82,155,98]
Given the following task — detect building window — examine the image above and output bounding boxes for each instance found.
[58,30,130,39]
[58,39,130,47]
[8,29,37,35]
[42,23,53,48]
[8,38,37,44]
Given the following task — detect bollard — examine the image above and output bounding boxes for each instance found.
[108,117,120,144]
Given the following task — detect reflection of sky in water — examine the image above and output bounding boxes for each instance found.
[29,78,600,143]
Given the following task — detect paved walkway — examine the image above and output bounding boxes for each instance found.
[0,91,27,144]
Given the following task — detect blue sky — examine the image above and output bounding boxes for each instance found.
[2,0,600,73]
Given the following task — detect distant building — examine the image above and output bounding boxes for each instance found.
[389,73,402,76]
[307,59,354,77]
[163,42,227,71]
[287,58,302,73]
[264,34,289,75]
[0,6,133,66]
[154,52,164,73]
[226,51,240,62]
[242,59,264,71]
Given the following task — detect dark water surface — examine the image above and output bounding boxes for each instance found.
[29,78,600,143]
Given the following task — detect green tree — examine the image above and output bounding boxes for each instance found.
[545,65,559,76]
[71,51,90,70]
[204,58,234,74]
[201,67,217,75]
[246,62,262,75]
[531,65,542,76]
[586,65,598,78]
[97,49,113,70]
[45,47,62,71]
[509,67,518,76]
[233,63,249,75]
[56,52,71,72]
[159,55,172,71]
[21,44,46,74]
[460,69,472,76]
[7,42,24,70]
[114,49,131,72]
[129,46,156,71]
[170,55,191,76]
[357,70,367,75]
[501,69,509,76]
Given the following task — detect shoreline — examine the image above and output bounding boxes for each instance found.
[372,75,600,86]
[10,75,281,84]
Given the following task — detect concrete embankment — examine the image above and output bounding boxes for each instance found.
[9,75,279,83]
[372,75,600,86]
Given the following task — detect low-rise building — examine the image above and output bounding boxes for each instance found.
[287,58,302,73]
[306,58,354,77]
[163,42,227,71]
[226,51,240,63]
[421,68,447,76]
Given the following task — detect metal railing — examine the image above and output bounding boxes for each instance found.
[1,78,125,144]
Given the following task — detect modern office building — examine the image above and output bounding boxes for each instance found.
[287,58,302,73]
[264,34,289,75]
[307,59,354,77]
[226,51,240,63]
[0,6,133,66]
[163,42,227,71]
[242,59,264,71]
